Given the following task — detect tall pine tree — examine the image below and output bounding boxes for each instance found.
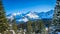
[49,0,60,34]
[0,0,8,33]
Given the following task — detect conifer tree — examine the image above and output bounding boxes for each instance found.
[38,20,45,34]
[27,21,33,34]
[50,0,60,34]
[12,17,18,34]
[0,0,8,33]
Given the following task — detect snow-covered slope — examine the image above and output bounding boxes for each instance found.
[7,10,54,22]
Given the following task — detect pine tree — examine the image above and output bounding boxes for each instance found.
[12,17,18,34]
[0,0,9,33]
[27,21,33,34]
[38,20,45,34]
[49,0,60,34]
[33,20,39,33]
[32,20,46,34]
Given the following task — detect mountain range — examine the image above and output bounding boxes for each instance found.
[7,10,54,23]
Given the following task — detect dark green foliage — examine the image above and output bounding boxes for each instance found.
[27,21,33,34]
[26,20,46,34]
[12,17,18,34]
[36,20,45,33]
[0,0,8,33]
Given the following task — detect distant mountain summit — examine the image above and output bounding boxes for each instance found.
[7,10,54,22]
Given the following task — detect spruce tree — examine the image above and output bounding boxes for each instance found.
[0,0,8,33]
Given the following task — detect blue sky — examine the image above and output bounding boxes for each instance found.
[2,0,56,15]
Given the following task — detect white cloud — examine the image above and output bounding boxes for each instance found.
[26,13,39,19]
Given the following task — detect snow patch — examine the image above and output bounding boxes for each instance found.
[26,13,39,19]
[18,18,28,22]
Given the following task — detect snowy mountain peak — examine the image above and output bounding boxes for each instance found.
[26,12,39,19]
[7,10,54,22]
